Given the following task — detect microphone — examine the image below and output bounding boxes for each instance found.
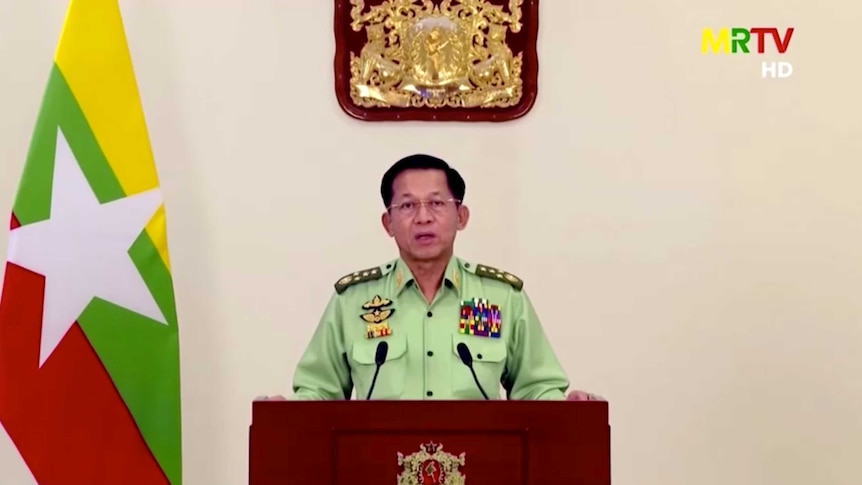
[365,341,389,400]
[456,342,489,400]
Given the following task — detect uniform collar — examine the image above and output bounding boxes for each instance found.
[392,256,464,298]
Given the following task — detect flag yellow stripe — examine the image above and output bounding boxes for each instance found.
[54,0,157,194]
[54,0,170,271]
[146,207,172,272]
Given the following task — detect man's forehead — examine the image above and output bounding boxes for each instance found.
[395,190,448,200]
[392,171,450,197]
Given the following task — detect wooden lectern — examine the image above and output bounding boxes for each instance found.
[249,400,610,484]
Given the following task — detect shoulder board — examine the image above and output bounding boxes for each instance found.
[334,266,384,294]
[474,263,524,291]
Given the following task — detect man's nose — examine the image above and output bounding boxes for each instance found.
[414,202,434,221]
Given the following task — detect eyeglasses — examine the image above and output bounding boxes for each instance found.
[388,198,460,217]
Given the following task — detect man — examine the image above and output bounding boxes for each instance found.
[273,154,601,401]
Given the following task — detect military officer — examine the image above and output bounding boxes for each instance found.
[269,154,602,401]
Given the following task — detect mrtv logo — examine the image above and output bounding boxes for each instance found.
[701,27,795,78]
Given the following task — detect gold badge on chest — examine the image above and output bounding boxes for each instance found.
[361,295,395,339]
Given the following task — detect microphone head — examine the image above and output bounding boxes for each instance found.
[456,342,472,366]
[375,341,389,365]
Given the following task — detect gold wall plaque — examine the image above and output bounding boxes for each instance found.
[334,0,540,122]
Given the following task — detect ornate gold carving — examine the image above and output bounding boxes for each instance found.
[397,441,465,485]
[349,0,524,109]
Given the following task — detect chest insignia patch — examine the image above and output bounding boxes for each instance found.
[361,295,395,338]
[459,298,501,338]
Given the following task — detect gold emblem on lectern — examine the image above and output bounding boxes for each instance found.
[348,0,525,110]
[397,441,465,485]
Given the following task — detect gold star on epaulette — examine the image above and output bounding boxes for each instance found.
[334,266,383,294]
[474,263,523,291]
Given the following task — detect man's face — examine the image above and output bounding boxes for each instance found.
[381,169,469,262]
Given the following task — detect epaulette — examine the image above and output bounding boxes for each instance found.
[474,263,524,291]
[334,266,383,294]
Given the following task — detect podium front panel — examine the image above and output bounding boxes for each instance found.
[249,400,610,485]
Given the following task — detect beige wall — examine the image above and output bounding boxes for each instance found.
[1,1,860,484]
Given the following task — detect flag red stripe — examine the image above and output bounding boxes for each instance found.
[9,213,19,230]
[0,263,169,484]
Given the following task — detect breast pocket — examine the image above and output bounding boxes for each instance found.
[350,335,408,400]
[451,334,507,400]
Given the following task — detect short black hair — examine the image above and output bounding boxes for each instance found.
[380,154,466,208]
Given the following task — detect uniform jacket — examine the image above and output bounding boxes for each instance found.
[291,256,570,400]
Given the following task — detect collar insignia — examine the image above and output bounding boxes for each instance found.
[395,268,404,289]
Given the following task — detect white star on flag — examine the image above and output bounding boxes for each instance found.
[6,127,167,367]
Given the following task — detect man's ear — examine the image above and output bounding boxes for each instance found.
[456,204,470,231]
[381,211,394,237]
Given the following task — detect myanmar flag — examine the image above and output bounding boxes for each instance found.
[0,1,182,484]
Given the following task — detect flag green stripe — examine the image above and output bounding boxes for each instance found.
[78,301,181,485]
[13,66,126,223]
[78,227,182,484]
[17,64,182,483]
[11,73,56,223]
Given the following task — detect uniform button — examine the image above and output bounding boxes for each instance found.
[426,311,433,317]
[427,350,433,356]
[426,391,433,397]
[477,353,483,360]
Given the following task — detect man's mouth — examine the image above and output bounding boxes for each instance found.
[415,232,436,243]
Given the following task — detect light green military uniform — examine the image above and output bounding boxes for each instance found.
[290,256,570,400]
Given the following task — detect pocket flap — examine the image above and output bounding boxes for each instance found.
[451,334,506,363]
[352,334,407,365]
